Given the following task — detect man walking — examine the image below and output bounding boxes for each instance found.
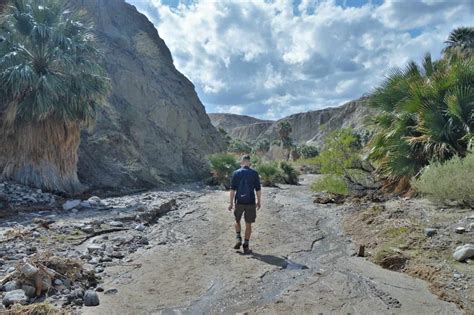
[228,155,261,254]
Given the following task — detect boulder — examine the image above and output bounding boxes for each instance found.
[21,285,36,298]
[453,244,474,262]
[2,290,27,307]
[63,200,81,211]
[83,290,100,306]
[2,281,20,292]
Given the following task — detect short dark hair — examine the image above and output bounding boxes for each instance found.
[241,154,251,161]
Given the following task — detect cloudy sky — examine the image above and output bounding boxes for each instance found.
[126,0,473,119]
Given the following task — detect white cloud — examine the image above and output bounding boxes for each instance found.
[127,0,473,119]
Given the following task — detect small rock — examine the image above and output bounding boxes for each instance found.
[81,225,95,234]
[455,227,466,234]
[83,290,100,306]
[109,251,124,259]
[63,200,81,211]
[6,267,15,273]
[108,221,123,227]
[134,224,145,231]
[87,244,105,254]
[73,298,83,306]
[2,290,27,307]
[54,279,63,286]
[469,222,474,231]
[3,281,20,292]
[424,228,437,237]
[453,244,474,262]
[71,288,84,299]
[104,288,118,295]
[32,231,40,238]
[21,285,36,298]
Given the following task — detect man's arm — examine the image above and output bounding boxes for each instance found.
[229,171,238,211]
[255,172,262,210]
[228,189,235,211]
[256,190,261,210]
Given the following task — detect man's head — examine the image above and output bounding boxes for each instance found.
[241,154,251,167]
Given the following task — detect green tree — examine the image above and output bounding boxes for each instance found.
[311,129,360,195]
[297,144,319,159]
[253,138,270,155]
[369,47,473,191]
[228,139,252,154]
[443,26,474,60]
[0,0,109,193]
[277,121,293,147]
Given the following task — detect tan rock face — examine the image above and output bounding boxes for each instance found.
[76,0,224,191]
[209,98,374,147]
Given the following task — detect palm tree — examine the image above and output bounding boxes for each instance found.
[0,0,109,193]
[277,121,293,147]
[368,52,474,192]
[443,26,474,59]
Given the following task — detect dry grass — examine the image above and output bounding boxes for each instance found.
[0,120,83,193]
[7,302,67,315]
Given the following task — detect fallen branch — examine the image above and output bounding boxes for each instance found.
[74,228,129,245]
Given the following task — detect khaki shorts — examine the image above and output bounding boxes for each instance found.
[234,204,257,223]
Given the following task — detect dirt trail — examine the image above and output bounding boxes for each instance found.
[83,175,460,315]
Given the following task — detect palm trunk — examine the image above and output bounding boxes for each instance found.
[0,120,83,193]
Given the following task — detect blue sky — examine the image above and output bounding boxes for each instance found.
[127,0,473,119]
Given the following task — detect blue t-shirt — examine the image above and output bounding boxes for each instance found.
[231,166,261,205]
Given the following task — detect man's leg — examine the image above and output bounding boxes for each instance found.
[243,223,252,254]
[234,205,244,249]
[244,223,252,241]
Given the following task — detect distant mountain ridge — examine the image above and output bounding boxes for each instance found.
[210,98,374,147]
[208,113,273,131]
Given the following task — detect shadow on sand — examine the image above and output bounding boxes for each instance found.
[237,251,309,270]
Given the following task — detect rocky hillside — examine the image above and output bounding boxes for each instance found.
[260,98,374,146]
[213,98,374,147]
[76,0,224,191]
[209,113,273,132]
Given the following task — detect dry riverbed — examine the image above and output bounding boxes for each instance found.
[0,175,469,314]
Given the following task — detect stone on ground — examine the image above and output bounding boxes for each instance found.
[84,290,100,306]
[453,244,474,262]
[2,289,28,307]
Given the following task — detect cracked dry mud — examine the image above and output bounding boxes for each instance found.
[83,175,460,314]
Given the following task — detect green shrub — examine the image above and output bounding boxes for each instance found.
[208,153,239,188]
[316,129,360,176]
[311,175,349,195]
[256,162,281,186]
[228,139,252,154]
[280,161,300,185]
[297,144,319,159]
[412,153,474,205]
[253,139,270,154]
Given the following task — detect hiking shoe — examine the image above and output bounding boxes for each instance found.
[243,245,252,255]
[233,241,242,250]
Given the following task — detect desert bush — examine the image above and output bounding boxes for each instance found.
[256,161,281,186]
[280,161,300,185]
[228,139,252,154]
[412,153,474,205]
[311,175,349,195]
[297,144,319,159]
[253,139,270,154]
[208,153,239,188]
[311,129,360,194]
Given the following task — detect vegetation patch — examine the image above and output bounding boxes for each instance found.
[412,153,474,206]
